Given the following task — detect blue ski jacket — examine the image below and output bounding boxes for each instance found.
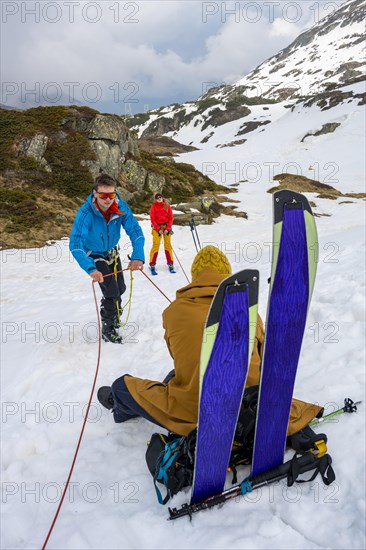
[69,193,145,275]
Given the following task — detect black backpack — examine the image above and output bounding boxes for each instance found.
[145,386,327,503]
[145,432,196,504]
[145,386,260,503]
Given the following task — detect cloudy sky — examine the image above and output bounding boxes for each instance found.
[1,0,345,114]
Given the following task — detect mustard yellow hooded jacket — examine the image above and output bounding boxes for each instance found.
[125,267,322,435]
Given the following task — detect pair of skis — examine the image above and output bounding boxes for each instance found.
[190,189,318,506]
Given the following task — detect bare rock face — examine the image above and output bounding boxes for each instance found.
[17,133,48,159]
[268,173,366,201]
[87,141,123,179]
[15,133,52,172]
[138,136,198,155]
[122,160,147,192]
[301,122,341,142]
[146,172,166,195]
[85,114,139,178]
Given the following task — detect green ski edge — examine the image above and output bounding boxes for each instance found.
[270,190,318,311]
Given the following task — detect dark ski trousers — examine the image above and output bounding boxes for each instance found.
[111,375,166,428]
[95,255,126,325]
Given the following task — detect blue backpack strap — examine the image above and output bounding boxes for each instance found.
[153,438,184,505]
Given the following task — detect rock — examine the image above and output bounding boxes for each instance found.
[145,172,166,196]
[84,114,140,178]
[159,156,176,165]
[122,160,147,192]
[140,109,195,138]
[201,197,216,212]
[54,213,68,222]
[88,114,124,142]
[88,140,124,179]
[175,201,202,213]
[202,104,251,131]
[236,120,271,136]
[40,158,52,173]
[16,133,52,172]
[301,122,341,142]
[138,136,197,155]
[16,133,48,159]
[201,132,214,144]
[218,139,247,148]
[173,213,210,226]
[116,186,134,202]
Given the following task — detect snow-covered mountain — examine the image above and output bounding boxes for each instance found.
[235,0,365,100]
[129,0,365,174]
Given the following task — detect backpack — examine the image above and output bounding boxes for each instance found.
[145,386,327,503]
[145,432,196,504]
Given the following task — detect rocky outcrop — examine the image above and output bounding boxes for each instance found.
[145,172,166,195]
[78,114,139,179]
[140,108,195,137]
[122,159,147,192]
[138,136,198,156]
[201,104,251,131]
[236,120,271,136]
[268,173,366,201]
[301,122,341,142]
[15,133,52,172]
[0,105,230,248]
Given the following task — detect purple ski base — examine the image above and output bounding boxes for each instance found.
[191,287,249,504]
[252,205,309,477]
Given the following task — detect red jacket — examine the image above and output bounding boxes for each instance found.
[150,201,173,232]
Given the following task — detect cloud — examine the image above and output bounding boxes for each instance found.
[1,0,339,112]
[270,18,302,38]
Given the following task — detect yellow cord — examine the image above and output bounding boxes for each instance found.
[118,269,133,328]
[113,251,133,329]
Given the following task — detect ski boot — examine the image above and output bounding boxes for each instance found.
[102,322,123,344]
[97,386,114,410]
[168,264,176,274]
[150,264,158,276]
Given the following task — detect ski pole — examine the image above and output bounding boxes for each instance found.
[189,217,201,252]
[168,452,334,520]
[310,398,361,427]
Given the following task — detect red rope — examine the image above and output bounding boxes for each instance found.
[42,265,172,547]
[41,282,102,549]
[139,269,172,303]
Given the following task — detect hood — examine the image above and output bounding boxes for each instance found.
[175,267,226,301]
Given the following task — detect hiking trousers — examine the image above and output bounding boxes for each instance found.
[94,253,126,325]
[149,228,173,266]
[111,375,166,428]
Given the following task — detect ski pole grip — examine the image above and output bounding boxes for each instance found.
[250,453,315,487]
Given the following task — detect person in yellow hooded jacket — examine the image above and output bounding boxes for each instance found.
[97,246,322,436]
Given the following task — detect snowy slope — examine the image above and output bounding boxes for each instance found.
[173,81,365,194]
[234,0,365,99]
[1,183,365,549]
[132,0,365,184]
[1,0,366,548]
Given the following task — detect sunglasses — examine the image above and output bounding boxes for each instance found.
[97,192,116,200]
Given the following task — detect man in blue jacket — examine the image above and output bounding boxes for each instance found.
[70,174,145,343]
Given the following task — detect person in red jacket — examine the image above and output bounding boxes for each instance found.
[149,193,175,275]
